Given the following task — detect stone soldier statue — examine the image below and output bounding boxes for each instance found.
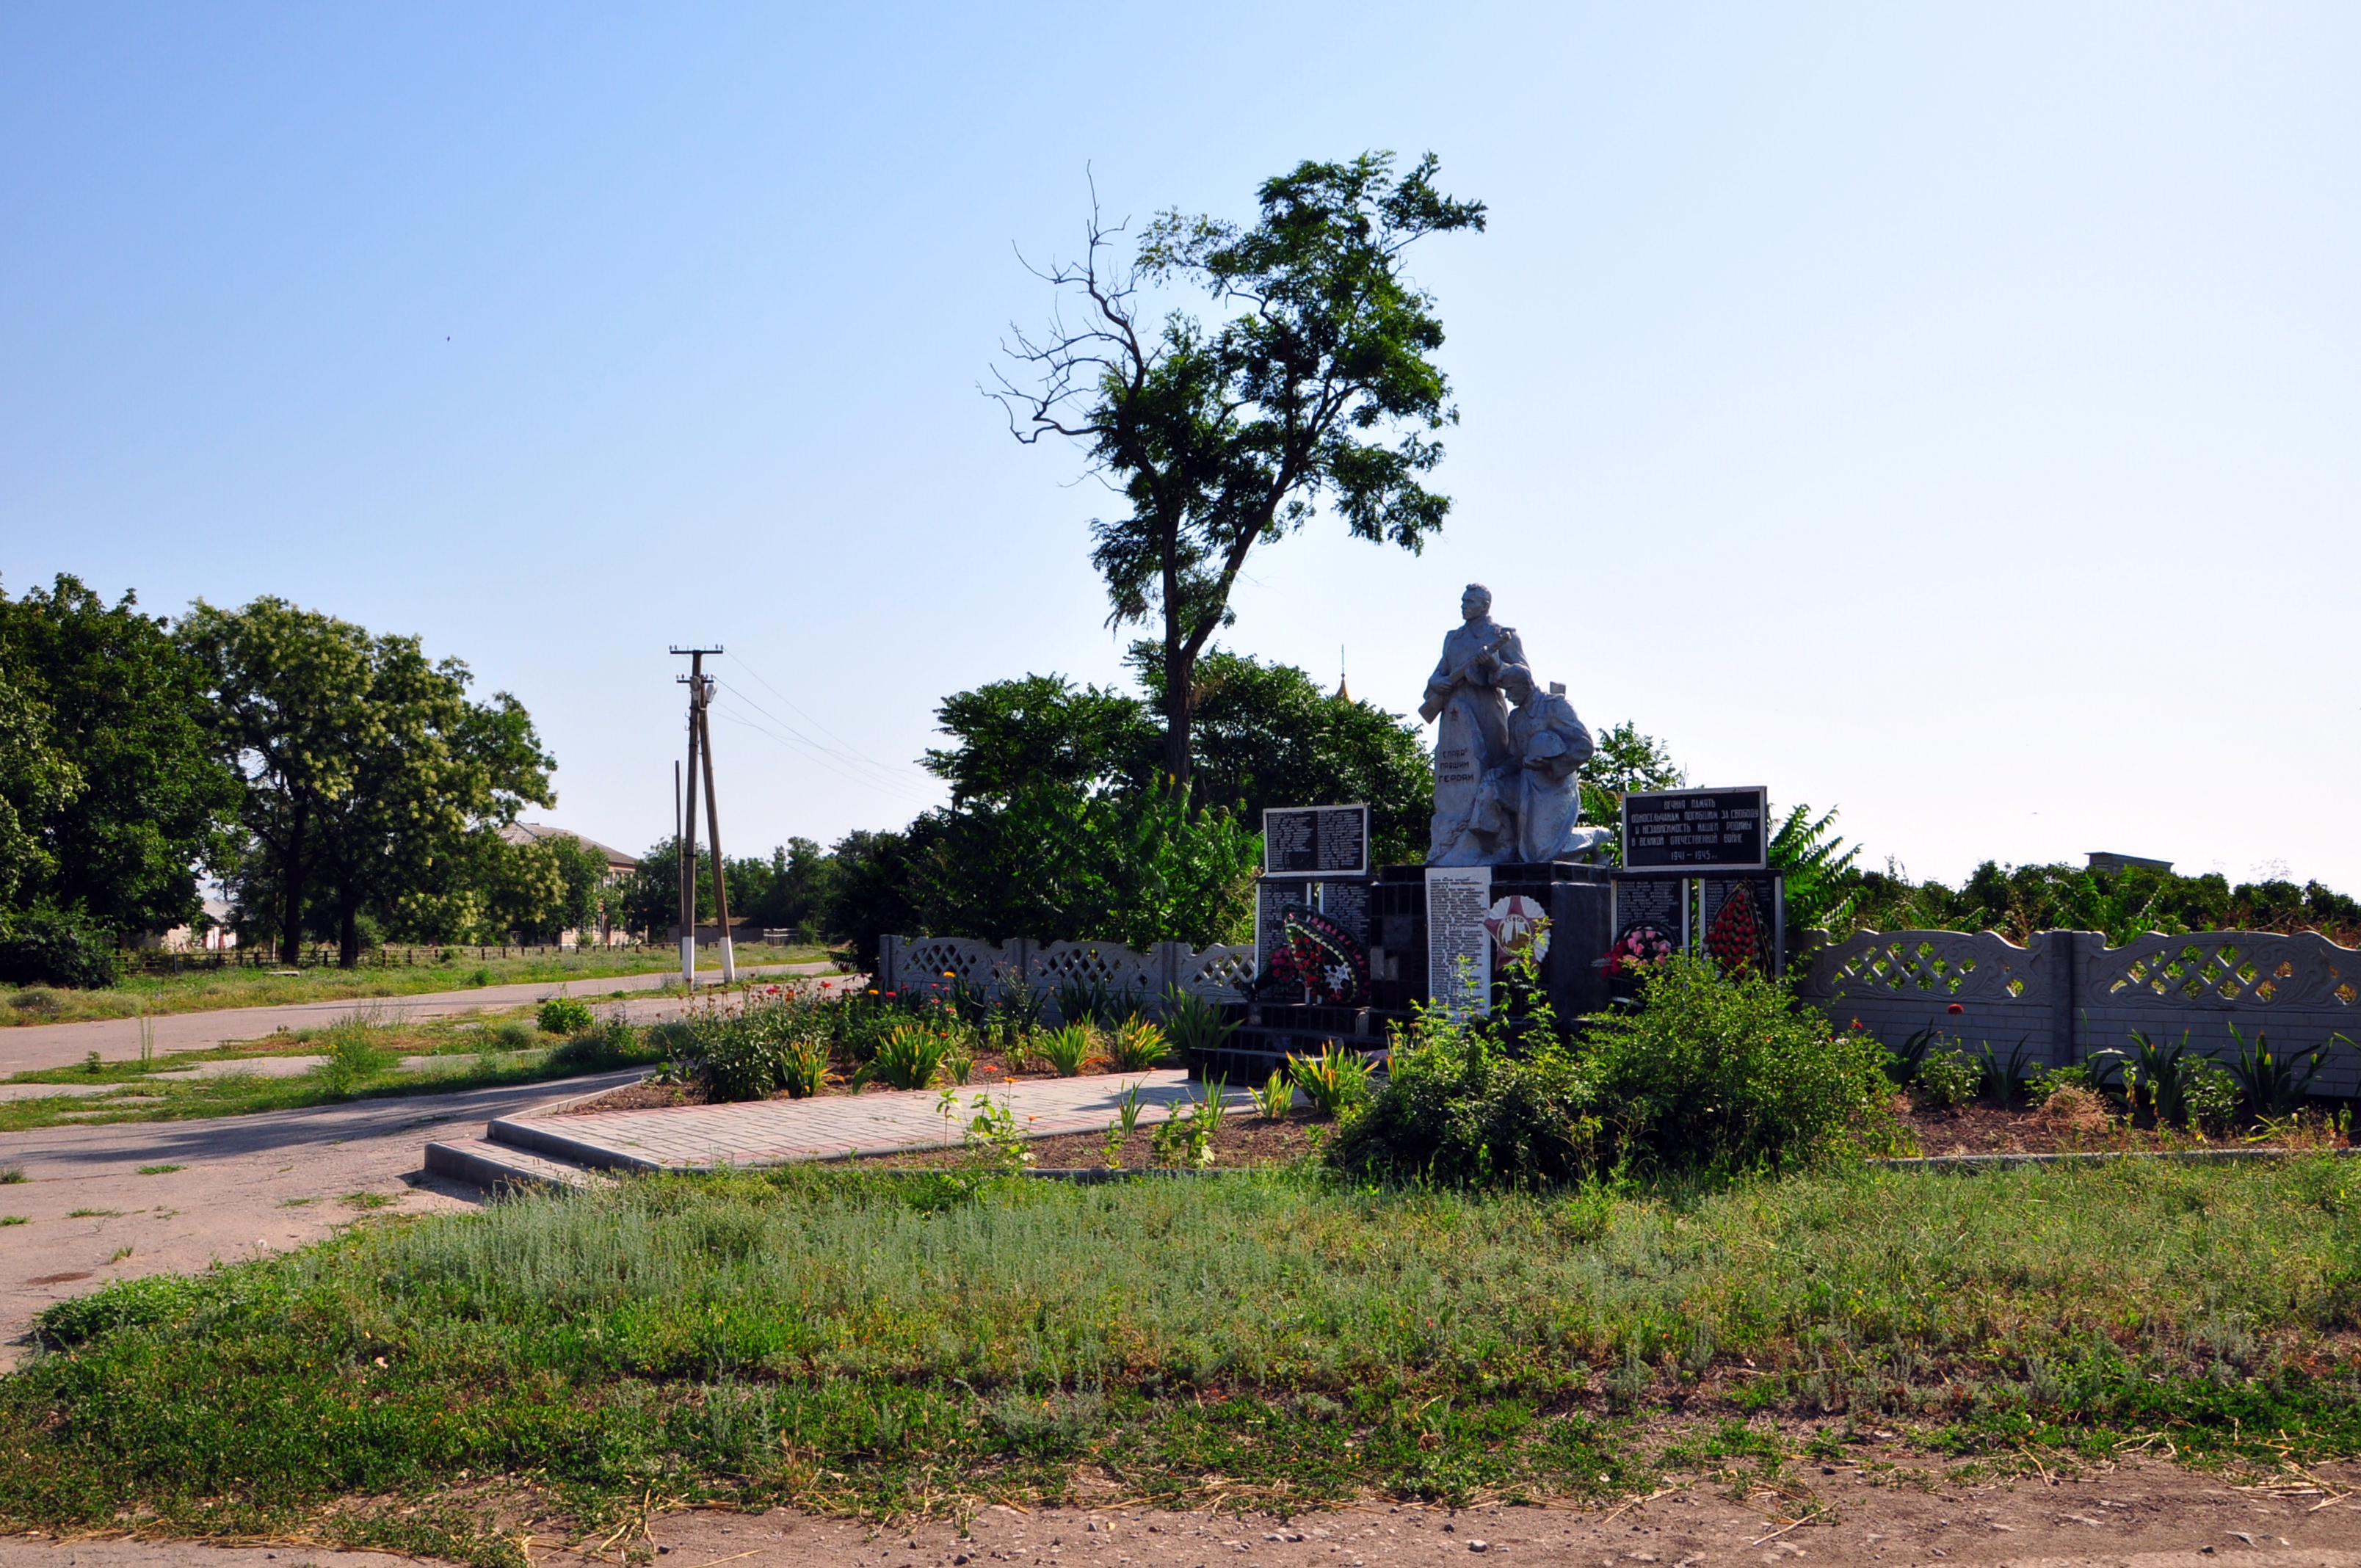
[1493,664,1611,863]
[1421,584,1527,864]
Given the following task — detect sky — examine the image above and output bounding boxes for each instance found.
[4,3,2356,892]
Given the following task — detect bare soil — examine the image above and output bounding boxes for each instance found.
[23,1452,2346,1568]
[1895,1098,2351,1158]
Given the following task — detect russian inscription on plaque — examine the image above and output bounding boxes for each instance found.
[1622,788,1768,873]
[1424,865,1492,1018]
[1263,804,1371,876]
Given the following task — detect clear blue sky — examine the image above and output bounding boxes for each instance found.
[5,4,2355,892]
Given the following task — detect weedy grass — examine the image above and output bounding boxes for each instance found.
[6,1159,2361,1564]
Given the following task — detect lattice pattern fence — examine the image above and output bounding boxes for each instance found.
[1798,926,2361,1095]
[877,935,1257,1015]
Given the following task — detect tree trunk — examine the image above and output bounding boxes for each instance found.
[338,899,361,969]
[279,803,309,968]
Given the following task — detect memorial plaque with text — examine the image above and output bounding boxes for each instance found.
[1424,865,1492,1018]
[1263,804,1370,876]
[1622,787,1768,873]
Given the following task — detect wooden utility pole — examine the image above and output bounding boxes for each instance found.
[670,647,728,987]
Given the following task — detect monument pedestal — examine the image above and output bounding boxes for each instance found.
[1189,858,1616,1083]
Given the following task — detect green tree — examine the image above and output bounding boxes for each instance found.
[0,667,79,917]
[998,151,1484,793]
[1134,648,1432,866]
[740,838,838,939]
[0,576,240,938]
[923,675,1154,807]
[1575,721,1685,857]
[178,598,553,966]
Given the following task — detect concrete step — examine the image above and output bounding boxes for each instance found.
[485,1114,664,1172]
[424,1136,615,1192]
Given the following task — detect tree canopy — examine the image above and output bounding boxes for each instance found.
[178,597,554,965]
[998,151,1484,792]
[0,575,239,937]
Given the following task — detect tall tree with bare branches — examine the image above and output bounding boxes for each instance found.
[993,152,1484,796]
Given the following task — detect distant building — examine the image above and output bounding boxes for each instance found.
[136,896,239,952]
[2088,851,2173,876]
[501,822,640,878]
[501,823,642,947]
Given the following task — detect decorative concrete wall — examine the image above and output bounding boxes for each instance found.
[876,935,1258,1011]
[1798,927,2361,1095]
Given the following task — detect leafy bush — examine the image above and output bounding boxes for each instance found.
[535,995,593,1036]
[1914,1048,1980,1110]
[0,910,118,990]
[1580,955,1899,1176]
[1327,1009,1596,1189]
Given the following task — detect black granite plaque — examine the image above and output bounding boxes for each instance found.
[1263,804,1370,876]
[1622,788,1768,872]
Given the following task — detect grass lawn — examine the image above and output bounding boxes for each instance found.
[0,1009,671,1131]
[0,941,837,1028]
[5,1158,2358,1565]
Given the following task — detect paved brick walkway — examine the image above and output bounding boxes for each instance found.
[497,1070,1243,1172]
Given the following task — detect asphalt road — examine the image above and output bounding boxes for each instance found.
[0,1067,648,1373]
[0,962,834,1077]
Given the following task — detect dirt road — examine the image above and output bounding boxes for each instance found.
[1,1456,2355,1565]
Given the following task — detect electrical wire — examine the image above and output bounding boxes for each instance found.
[711,677,935,793]
[707,703,942,808]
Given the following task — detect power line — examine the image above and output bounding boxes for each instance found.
[725,658,933,782]
[710,678,937,792]
[708,703,941,808]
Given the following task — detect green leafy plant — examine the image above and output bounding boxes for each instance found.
[313,1019,393,1097]
[1034,1023,1093,1078]
[1914,1048,1980,1111]
[1158,984,1238,1059]
[995,974,1048,1040]
[535,994,593,1036]
[1113,1080,1146,1140]
[1054,976,1112,1029]
[1288,1040,1371,1117]
[1327,1006,1597,1189]
[1106,1015,1169,1072]
[2188,1059,2241,1133]
[777,1033,833,1099]
[947,1090,1033,1174]
[1149,1081,1226,1169]
[940,1038,976,1086]
[860,1024,952,1092]
[1251,1068,1294,1121]
[0,1165,28,1183]
[1975,1039,2039,1106]
[0,910,120,990]
[2125,1030,2199,1127]
[1581,955,1900,1176]
[2224,1023,2326,1121]
[1880,1026,1938,1087]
